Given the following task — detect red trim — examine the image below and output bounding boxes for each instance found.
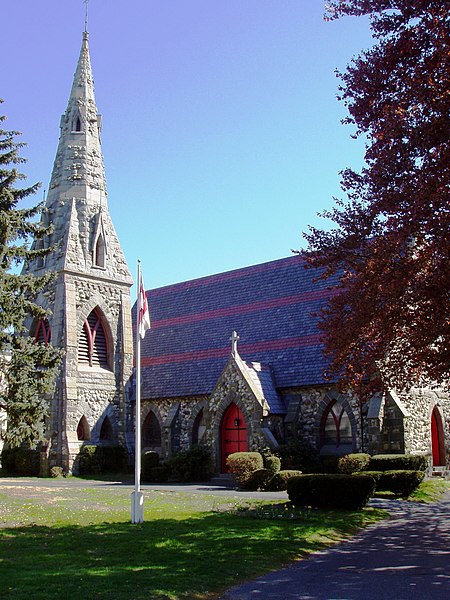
[141,334,323,367]
[152,289,333,329]
[34,319,51,344]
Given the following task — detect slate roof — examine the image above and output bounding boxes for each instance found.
[242,360,285,414]
[136,255,338,400]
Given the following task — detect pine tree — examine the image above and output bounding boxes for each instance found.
[303,1,449,394]
[0,102,61,448]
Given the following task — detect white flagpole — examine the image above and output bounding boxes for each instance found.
[131,260,144,523]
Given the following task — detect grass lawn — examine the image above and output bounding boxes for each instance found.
[0,479,388,600]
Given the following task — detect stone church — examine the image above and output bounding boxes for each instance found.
[22,30,449,474]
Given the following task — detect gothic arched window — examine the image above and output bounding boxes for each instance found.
[142,411,161,447]
[77,416,90,441]
[192,408,206,445]
[79,309,109,368]
[321,400,352,449]
[94,233,106,268]
[34,318,51,345]
[99,416,113,441]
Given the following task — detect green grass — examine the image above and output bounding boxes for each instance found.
[0,481,386,599]
[408,478,450,503]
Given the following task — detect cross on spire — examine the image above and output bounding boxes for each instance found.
[230,330,240,357]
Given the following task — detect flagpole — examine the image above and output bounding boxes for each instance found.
[131,259,144,523]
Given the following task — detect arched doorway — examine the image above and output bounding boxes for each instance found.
[431,407,445,467]
[221,403,247,472]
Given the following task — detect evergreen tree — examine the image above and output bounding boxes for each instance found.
[0,102,61,448]
[303,1,449,394]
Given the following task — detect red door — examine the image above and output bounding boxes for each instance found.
[221,403,247,472]
[431,407,445,466]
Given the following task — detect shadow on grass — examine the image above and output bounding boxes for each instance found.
[0,508,383,600]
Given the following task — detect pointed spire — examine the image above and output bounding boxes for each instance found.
[47,30,106,204]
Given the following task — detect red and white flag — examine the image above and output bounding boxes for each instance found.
[138,272,151,339]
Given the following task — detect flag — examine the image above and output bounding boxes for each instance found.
[138,272,151,339]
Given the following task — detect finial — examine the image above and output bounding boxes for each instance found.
[230,331,240,357]
[84,0,89,33]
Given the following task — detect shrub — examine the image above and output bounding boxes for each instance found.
[141,450,160,480]
[142,466,169,483]
[166,445,213,482]
[277,440,320,472]
[367,454,429,472]
[226,452,264,489]
[0,447,40,476]
[100,446,126,472]
[77,445,102,476]
[264,455,281,479]
[287,474,376,510]
[319,455,340,473]
[49,466,65,478]
[249,468,271,490]
[338,453,371,474]
[377,470,425,497]
[267,469,302,491]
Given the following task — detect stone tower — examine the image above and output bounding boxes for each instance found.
[23,31,133,471]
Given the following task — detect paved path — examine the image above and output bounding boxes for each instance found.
[219,494,450,600]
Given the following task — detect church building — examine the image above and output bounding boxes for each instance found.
[22,29,449,474]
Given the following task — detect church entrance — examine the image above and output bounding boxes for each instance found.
[221,403,247,472]
[431,407,445,467]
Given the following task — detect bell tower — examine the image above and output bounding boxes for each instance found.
[23,29,133,471]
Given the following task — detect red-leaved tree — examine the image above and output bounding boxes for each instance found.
[303,0,449,396]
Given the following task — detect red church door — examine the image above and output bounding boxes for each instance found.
[221,403,247,472]
[431,407,445,467]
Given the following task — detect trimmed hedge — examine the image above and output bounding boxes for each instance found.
[142,466,169,483]
[77,445,126,476]
[287,474,376,510]
[277,440,320,472]
[166,445,213,482]
[376,470,425,497]
[1,447,40,476]
[267,469,302,491]
[367,454,428,472]
[226,452,264,489]
[338,453,371,474]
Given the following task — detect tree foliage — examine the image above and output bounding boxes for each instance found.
[304,1,449,393]
[0,103,61,448]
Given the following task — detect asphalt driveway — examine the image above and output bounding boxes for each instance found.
[219,493,450,600]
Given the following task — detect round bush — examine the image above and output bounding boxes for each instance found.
[287,474,376,510]
[338,453,371,474]
[267,469,302,491]
[226,452,264,489]
[264,455,281,479]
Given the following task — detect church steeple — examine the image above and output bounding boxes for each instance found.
[48,31,106,206]
[28,30,132,282]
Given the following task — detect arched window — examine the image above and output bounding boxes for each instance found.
[94,233,106,268]
[77,416,90,441]
[79,309,109,368]
[34,318,51,345]
[192,408,206,445]
[99,416,113,441]
[142,411,161,447]
[321,400,352,450]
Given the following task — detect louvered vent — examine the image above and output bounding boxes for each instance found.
[79,310,109,368]
[34,319,51,344]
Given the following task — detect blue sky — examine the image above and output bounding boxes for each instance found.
[3,1,373,290]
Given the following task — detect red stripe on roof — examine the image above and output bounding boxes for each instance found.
[151,289,333,329]
[141,334,323,367]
